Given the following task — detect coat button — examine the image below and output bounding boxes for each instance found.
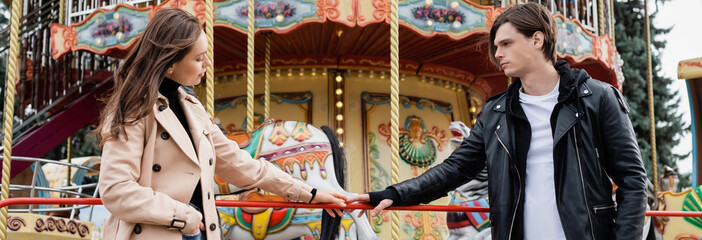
[158,105,167,111]
[133,224,142,234]
[209,223,217,231]
[152,164,161,172]
[209,158,213,166]
[161,132,170,140]
[583,89,590,94]
[496,105,501,109]
[496,124,501,130]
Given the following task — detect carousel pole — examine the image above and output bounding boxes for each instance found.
[245,0,255,132]
[643,0,658,195]
[609,0,615,42]
[597,0,604,35]
[204,0,215,118]
[264,33,271,120]
[1,0,25,237]
[58,0,65,25]
[389,0,400,239]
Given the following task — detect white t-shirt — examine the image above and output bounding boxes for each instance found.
[520,80,567,239]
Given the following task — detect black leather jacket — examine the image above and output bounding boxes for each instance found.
[385,61,647,240]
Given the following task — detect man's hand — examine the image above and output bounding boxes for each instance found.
[310,190,348,218]
[346,194,393,218]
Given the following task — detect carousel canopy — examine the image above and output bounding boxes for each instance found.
[50,0,623,96]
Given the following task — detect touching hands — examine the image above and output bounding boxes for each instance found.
[346,194,393,218]
[311,190,348,218]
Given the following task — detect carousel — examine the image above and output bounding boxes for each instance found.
[3,0,625,239]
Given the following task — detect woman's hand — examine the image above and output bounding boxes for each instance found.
[184,222,205,235]
[310,190,348,218]
[346,194,393,218]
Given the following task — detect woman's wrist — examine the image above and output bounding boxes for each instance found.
[308,188,317,204]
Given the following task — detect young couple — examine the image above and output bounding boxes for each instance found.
[98,3,645,240]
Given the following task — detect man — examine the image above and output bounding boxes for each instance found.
[347,3,647,239]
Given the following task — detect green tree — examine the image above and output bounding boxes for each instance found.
[614,0,690,191]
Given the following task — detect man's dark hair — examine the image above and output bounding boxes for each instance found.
[488,3,558,67]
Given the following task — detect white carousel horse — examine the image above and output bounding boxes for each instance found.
[446,121,492,240]
[213,120,378,240]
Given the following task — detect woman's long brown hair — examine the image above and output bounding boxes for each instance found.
[95,8,202,146]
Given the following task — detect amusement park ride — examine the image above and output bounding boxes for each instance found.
[0,0,700,239]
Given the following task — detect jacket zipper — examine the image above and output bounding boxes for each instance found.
[573,128,596,240]
[496,131,521,240]
[593,205,616,214]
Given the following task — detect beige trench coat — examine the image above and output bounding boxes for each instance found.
[98,88,313,240]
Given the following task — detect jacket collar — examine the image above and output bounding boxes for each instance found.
[491,61,593,144]
[154,87,207,165]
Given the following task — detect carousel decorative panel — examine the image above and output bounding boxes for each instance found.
[361,91,454,239]
[213,92,313,135]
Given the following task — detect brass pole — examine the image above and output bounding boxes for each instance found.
[1,0,26,237]
[643,0,658,195]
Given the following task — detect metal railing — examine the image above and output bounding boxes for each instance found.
[0,0,119,140]
[2,156,99,220]
[492,0,600,34]
[0,197,700,217]
[67,0,164,25]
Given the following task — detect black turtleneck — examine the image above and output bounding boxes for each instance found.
[158,78,204,234]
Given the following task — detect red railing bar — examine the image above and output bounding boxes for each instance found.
[0,198,697,217]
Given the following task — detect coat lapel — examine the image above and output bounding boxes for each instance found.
[553,103,579,144]
[178,88,211,161]
[153,96,200,165]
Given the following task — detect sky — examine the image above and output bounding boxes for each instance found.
[654,0,702,179]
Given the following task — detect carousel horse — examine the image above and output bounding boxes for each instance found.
[213,120,378,240]
[446,121,492,240]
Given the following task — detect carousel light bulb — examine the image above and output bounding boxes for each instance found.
[335,75,343,82]
[358,69,363,77]
[470,106,477,113]
[96,38,103,45]
[427,20,433,26]
[380,71,386,79]
[452,21,462,29]
[336,114,344,121]
[336,128,344,135]
[335,88,343,95]
[276,69,281,77]
[428,77,435,84]
[339,142,344,147]
[323,68,327,76]
[116,32,124,40]
[425,0,433,5]
[450,1,459,8]
[114,12,120,20]
[288,69,293,77]
[312,68,317,76]
[369,70,375,78]
[421,75,426,83]
[336,101,343,108]
[401,73,406,81]
[471,119,476,125]
[276,14,284,22]
[299,69,304,76]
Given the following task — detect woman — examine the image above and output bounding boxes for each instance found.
[96,9,347,240]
